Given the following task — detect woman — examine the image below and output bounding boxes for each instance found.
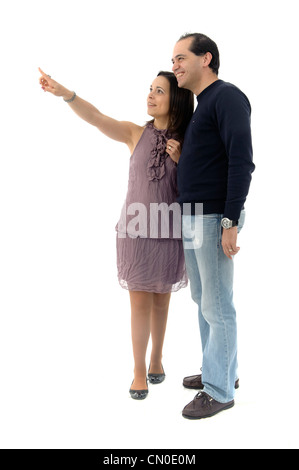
[39,68,194,399]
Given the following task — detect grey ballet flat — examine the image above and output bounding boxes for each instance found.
[148,365,166,384]
[129,380,148,400]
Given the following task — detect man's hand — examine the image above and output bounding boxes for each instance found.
[221,226,240,260]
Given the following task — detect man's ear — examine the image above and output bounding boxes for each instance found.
[203,52,213,68]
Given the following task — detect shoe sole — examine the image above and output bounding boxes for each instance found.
[182,402,235,420]
[148,376,165,385]
[129,392,148,400]
[183,382,239,390]
[129,388,149,400]
[183,384,204,390]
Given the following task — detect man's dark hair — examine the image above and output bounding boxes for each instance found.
[179,33,220,75]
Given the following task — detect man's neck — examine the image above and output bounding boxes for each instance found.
[194,75,219,97]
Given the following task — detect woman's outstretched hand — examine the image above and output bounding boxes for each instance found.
[38,68,73,100]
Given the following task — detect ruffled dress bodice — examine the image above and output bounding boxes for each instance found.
[116,123,180,239]
[146,124,169,181]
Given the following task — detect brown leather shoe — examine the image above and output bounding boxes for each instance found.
[183,374,239,390]
[182,392,235,420]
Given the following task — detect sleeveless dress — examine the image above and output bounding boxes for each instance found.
[115,123,188,293]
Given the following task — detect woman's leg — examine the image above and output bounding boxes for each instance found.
[149,292,171,374]
[129,290,153,390]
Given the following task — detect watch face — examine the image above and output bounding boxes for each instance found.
[221,218,231,229]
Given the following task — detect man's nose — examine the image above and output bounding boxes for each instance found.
[172,61,178,72]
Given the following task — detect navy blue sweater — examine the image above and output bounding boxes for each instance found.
[177,80,255,221]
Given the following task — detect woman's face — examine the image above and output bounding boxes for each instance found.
[147,76,170,121]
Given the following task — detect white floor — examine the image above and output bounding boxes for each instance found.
[0,268,298,450]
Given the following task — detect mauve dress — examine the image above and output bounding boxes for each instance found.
[115,123,188,293]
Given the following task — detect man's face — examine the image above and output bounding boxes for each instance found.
[172,37,204,93]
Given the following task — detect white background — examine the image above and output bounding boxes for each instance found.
[0,0,298,449]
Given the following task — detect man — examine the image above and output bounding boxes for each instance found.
[172,33,255,419]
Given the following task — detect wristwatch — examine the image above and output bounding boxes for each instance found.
[221,218,238,229]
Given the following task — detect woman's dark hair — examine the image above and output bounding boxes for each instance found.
[179,33,220,75]
[148,71,194,141]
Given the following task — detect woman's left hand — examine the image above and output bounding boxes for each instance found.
[166,139,181,164]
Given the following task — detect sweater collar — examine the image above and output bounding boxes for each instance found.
[197,79,223,102]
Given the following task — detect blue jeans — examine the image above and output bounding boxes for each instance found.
[182,211,245,403]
